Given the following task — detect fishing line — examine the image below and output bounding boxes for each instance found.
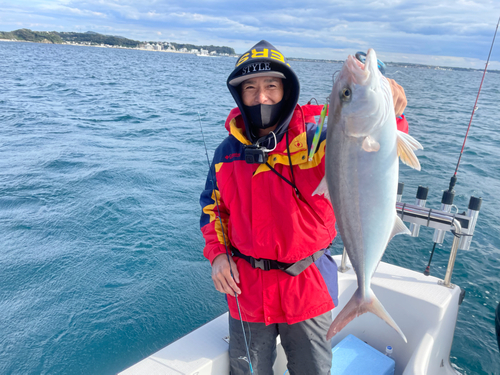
[424,16,499,276]
[198,113,254,374]
[451,15,499,185]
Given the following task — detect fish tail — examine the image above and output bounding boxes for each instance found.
[366,289,407,343]
[326,288,407,343]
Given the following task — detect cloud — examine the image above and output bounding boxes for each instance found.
[40,4,107,18]
[0,0,499,69]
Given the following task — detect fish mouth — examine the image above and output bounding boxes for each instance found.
[344,49,379,87]
[364,48,379,74]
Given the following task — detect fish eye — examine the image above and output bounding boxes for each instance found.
[341,87,351,102]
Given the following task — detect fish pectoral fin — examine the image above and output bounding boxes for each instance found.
[390,215,411,241]
[312,176,331,201]
[397,130,423,171]
[362,135,380,152]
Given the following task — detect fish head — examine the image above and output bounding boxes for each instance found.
[329,48,393,138]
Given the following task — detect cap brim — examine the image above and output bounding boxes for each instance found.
[228,71,286,86]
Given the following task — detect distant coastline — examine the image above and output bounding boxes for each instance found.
[287,57,499,74]
[1,29,497,73]
[0,29,237,57]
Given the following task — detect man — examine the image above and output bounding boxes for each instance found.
[200,40,408,374]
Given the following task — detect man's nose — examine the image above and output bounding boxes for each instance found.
[256,89,269,104]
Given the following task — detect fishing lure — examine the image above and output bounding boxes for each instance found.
[308,102,328,161]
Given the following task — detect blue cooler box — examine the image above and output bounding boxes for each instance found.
[331,334,395,375]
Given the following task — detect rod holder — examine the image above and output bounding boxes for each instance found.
[339,247,350,273]
[458,196,482,250]
[432,190,455,244]
[396,202,469,287]
[397,182,404,203]
[410,186,429,237]
[441,218,462,288]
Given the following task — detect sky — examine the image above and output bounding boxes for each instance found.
[1,0,500,69]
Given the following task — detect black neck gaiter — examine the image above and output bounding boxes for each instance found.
[243,100,284,129]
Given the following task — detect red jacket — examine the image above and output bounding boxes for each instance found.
[200,105,409,325]
[200,104,337,325]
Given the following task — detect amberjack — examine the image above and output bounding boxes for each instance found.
[314,49,422,342]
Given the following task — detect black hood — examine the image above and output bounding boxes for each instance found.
[227,40,300,147]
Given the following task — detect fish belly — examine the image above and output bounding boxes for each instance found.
[324,117,406,342]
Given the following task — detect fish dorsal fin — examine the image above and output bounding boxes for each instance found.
[312,176,331,201]
[397,130,423,170]
[362,135,380,152]
[390,215,411,242]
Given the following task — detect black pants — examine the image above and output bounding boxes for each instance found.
[229,311,332,375]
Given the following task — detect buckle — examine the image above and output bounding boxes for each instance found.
[251,258,272,271]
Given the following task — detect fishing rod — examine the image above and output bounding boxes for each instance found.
[198,113,254,374]
[424,16,499,276]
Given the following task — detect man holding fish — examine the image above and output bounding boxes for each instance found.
[200,40,417,374]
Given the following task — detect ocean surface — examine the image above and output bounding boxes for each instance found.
[0,41,499,375]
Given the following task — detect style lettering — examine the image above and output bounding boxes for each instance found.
[241,62,271,75]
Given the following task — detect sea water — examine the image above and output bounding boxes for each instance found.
[0,41,499,375]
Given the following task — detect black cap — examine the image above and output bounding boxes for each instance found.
[397,182,404,195]
[468,196,482,211]
[416,186,429,200]
[227,40,300,144]
[441,190,455,205]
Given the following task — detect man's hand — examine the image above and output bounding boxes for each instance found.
[387,78,407,117]
[211,253,241,295]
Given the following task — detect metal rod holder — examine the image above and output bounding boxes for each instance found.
[441,218,462,288]
[396,202,468,288]
[337,202,474,288]
[339,247,350,273]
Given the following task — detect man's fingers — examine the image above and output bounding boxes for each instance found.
[211,255,241,295]
[213,276,240,295]
[229,257,240,284]
[225,273,241,295]
[387,78,407,117]
[213,276,231,295]
[216,269,241,295]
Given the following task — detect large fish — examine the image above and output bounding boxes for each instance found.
[314,49,422,342]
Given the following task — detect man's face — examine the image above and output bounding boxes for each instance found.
[241,76,284,107]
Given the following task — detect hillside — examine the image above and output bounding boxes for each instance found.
[0,29,236,54]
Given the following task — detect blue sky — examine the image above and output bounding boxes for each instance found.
[1,0,500,69]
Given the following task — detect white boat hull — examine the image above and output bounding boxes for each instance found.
[120,255,461,375]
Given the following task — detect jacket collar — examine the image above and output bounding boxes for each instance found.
[225,105,308,155]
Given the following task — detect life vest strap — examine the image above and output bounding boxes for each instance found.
[232,247,325,276]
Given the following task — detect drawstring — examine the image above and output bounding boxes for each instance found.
[265,130,300,196]
[285,130,297,193]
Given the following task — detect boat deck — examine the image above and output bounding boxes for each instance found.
[120,254,462,375]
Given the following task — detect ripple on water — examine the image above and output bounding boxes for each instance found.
[0,42,499,375]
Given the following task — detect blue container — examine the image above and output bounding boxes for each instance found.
[331,334,395,375]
